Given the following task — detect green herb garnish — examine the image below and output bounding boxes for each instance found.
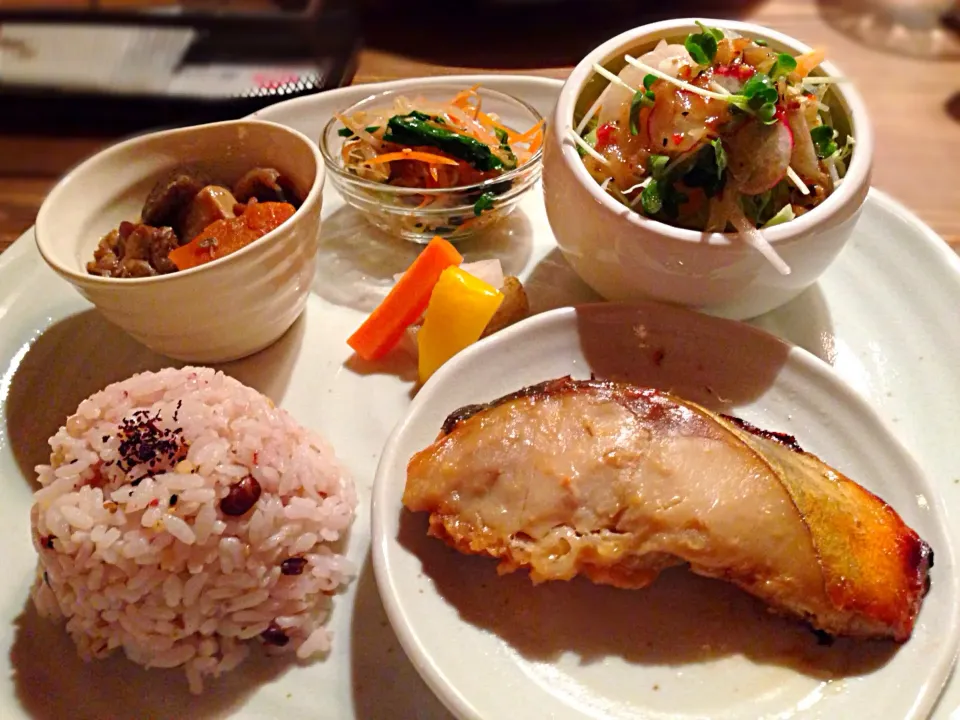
[338,125,380,138]
[740,74,779,105]
[680,140,728,198]
[741,189,773,224]
[754,39,769,47]
[768,53,798,79]
[730,73,780,125]
[493,125,518,167]
[640,155,688,220]
[810,125,839,158]
[577,126,599,158]
[684,21,723,66]
[756,103,778,123]
[473,192,497,216]
[647,154,670,178]
[643,74,657,90]
[640,180,663,215]
[629,90,656,135]
[712,138,727,176]
[384,112,511,171]
[763,203,796,227]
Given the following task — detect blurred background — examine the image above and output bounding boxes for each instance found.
[0,0,958,250]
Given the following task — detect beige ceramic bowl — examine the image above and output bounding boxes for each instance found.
[35,119,324,363]
[543,18,874,320]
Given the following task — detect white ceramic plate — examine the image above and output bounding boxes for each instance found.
[1,75,959,719]
[372,302,959,720]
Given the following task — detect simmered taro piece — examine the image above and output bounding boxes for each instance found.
[233,168,303,208]
[180,186,239,243]
[86,222,180,278]
[141,168,214,230]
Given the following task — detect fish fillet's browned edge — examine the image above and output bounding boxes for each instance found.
[436,376,934,614]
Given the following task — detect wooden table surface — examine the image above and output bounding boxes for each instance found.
[1,0,958,255]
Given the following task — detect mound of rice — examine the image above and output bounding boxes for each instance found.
[30,366,356,693]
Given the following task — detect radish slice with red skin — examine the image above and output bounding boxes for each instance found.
[596,42,691,128]
[727,116,794,195]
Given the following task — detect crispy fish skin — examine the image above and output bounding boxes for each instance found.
[403,377,932,642]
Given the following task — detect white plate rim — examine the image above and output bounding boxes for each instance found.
[371,301,960,720]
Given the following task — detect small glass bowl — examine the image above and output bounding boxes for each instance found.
[320,85,544,244]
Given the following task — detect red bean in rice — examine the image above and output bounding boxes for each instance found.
[30,367,356,693]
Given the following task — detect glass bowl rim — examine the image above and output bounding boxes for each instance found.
[319,85,545,196]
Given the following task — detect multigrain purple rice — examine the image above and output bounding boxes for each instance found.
[30,367,357,694]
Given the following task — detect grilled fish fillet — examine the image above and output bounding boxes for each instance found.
[403,377,932,641]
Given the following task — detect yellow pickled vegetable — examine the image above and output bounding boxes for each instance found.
[418,266,504,383]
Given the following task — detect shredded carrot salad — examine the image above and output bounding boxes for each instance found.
[336,85,543,191]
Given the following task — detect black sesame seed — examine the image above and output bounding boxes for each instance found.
[170,494,179,507]
[281,557,308,576]
[115,408,187,479]
[102,435,110,443]
[662,138,668,147]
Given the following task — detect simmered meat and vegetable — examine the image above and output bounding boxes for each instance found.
[86,167,302,279]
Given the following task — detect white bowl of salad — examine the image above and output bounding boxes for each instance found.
[543,18,872,320]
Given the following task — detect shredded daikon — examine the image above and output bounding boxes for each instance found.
[728,201,791,275]
[576,96,603,135]
[623,179,652,194]
[824,156,840,186]
[623,55,730,102]
[629,177,655,207]
[335,113,383,150]
[568,128,611,166]
[802,76,849,85]
[709,81,732,96]
[592,63,641,95]
[785,166,810,195]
